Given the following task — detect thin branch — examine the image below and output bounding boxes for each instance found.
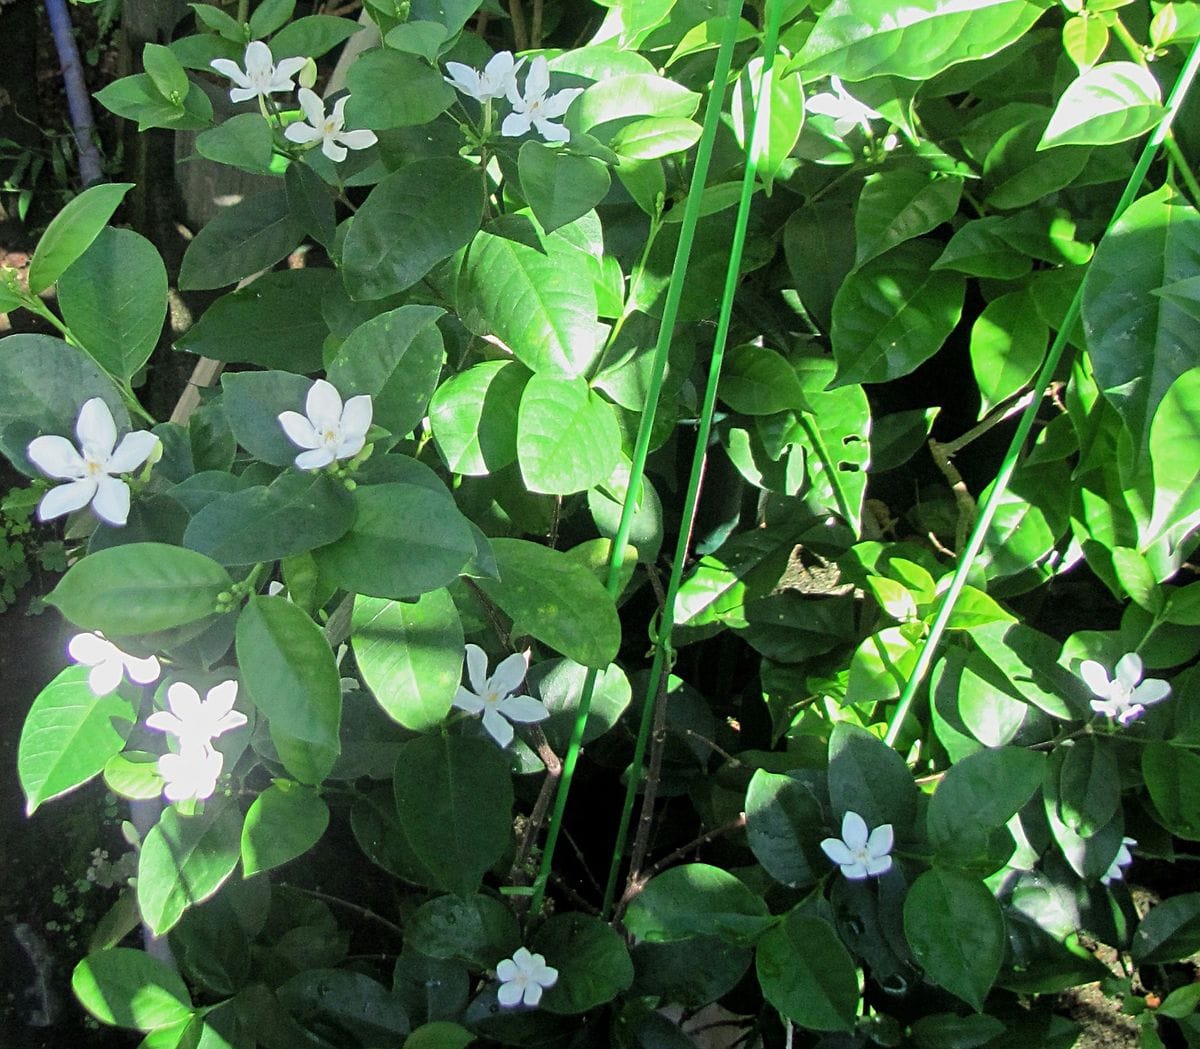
[508,0,528,51]
[531,0,544,48]
[463,577,512,650]
[625,665,671,888]
[282,884,404,939]
[509,726,563,884]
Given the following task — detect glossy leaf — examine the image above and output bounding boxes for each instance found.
[756,909,857,1032]
[745,768,828,889]
[220,369,314,467]
[429,360,528,475]
[1147,366,1200,545]
[969,289,1048,416]
[18,666,138,814]
[1143,742,1200,840]
[516,373,622,494]
[28,182,133,294]
[73,948,193,1031]
[828,722,919,831]
[344,49,454,129]
[854,171,962,268]
[719,345,804,415]
[1131,894,1200,964]
[241,781,330,876]
[178,187,303,291]
[623,864,774,945]
[351,589,464,731]
[1039,62,1164,149]
[533,913,634,1014]
[518,141,611,233]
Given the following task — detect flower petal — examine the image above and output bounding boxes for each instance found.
[535,963,558,988]
[866,822,894,860]
[1134,678,1171,707]
[322,138,349,163]
[88,660,124,696]
[168,682,203,721]
[538,87,582,119]
[77,398,117,456]
[496,980,524,1008]
[1079,660,1111,697]
[275,56,308,82]
[490,651,529,696]
[92,475,131,526]
[1115,652,1144,688]
[511,947,533,968]
[482,707,515,748]
[279,410,321,449]
[523,982,544,1007]
[864,853,893,877]
[501,111,534,137]
[452,685,485,714]
[27,434,86,479]
[306,379,344,433]
[243,41,274,75]
[296,87,325,126]
[534,118,571,143]
[840,860,870,880]
[465,643,490,694]
[295,447,336,471]
[820,837,855,866]
[106,430,160,474]
[146,711,185,736]
[840,810,869,851]
[38,479,98,521]
[498,694,550,724]
[68,631,113,665]
[341,394,374,441]
[229,86,259,104]
[210,58,249,86]
[125,654,162,685]
[206,680,239,717]
[496,958,520,982]
[338,129,377,151]
[285,122,323,145]
[525,55,550,99]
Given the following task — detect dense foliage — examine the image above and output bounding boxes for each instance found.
[3,0,1200,1045]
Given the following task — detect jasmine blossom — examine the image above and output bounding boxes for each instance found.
[445,51,523,102]
[68,631,160,696]
[501,56,583,144]
[1081,653,1170,725]
[452,644,549,748]
[278,379,373,470]
[805,76,885,137]
[146,681,247,752]
[496,946,558,1008]
[158,744,224,803]
[210,41,306,104]
[285,89,377,162]
[821,810,894,880]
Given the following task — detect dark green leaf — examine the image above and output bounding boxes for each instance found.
[407,894,520,968]
[28,182,133,294]
[623,864,774,945]
[756,909,857,1032]
[533,913,634,1014]
[241,781,329,876]
[179,187,303,291]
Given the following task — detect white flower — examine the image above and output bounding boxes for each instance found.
[805,76,884,137]
[68,631,160,696]
[1100,836,1136,885]
[445,50,524,102]
[501,56,583,144]
[452,644,549,748]
[497,946,558,1008]
[26,398,159,527]
[820,810,894,880]
[146,680,247,751]
[1081,653,1171,726]
[157,743,224,803]
[284,89,377,162]
[278,379,373,471]
[210,40,307,104]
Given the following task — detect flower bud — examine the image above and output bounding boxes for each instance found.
[299,57,318,91]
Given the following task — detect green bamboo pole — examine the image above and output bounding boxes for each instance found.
[884,36,1200,747]
[528,0,747,917]
[601,0,786,917]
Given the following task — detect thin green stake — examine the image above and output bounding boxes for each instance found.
[884,35,1200,748]
[528,0,747,917]
[600,0,787,918]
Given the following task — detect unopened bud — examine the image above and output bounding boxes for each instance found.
[299,58,318,91]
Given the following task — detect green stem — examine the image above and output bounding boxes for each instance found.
[590,213,665,379]
[883,34,1200,747]
[527,0,747,919]
[1165,134,1200,203]
[601,0,786,917]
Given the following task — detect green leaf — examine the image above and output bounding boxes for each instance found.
[854,171,963,268]
[1143,742,1200,840]
[325,304,446,438]
[532,657,631,752]
[429,360,528,475]
[57,227,167,382]
[719,345,804,415]
[516,373,622,495]
[18,666,138,814]
[755,909,857,1032]
[911,1014,1006,1049]
[926,747,1043,859]
[745,768,828,889]
[1147,366,1200,545]
[609,116,702,160]
[241,781,330,876]
[341,159,483,300]
[195,113,275,174]
[344,50,455,129]
[517,141,611,234]
[384,21,450,60]
[796,0,1051,81]
[183,471,355,566]
[236,596,342,784]
[277,969,410,1044]
[1063,14,1109,73]
[532,912,634,1014]
[285,160,336,248]
[623,864,774,945]
[407,894,520,968]
[459,216,602,378]
[189,2,243,39]
[630,937,752,1011]
[1057,737,1119,837]
[1087,183,1200,450]
[351,590,464,731]
[47,543,231,634]
[137,801,243,935]
[393,735,513,896]
[73,948,193,1031]
[933,216,1033,280]
[1131,893,1200,964]
[249,0,294,39]
[220,369,313,467]
[1039,62,1164,149]
[827,721,918,831]
[903,869,1004,1011]
[731,60,805,190]
[28,182,133,294]
[143,42,190,103]
[176,268,333,372]
[270,15,363,60]
[572,73,699,134]
[969,288,1049,417]
[178,187,303,291]
[95,75,213,132]
[473,538,621,668]
[830,239,965,386]
[315,482,476,599]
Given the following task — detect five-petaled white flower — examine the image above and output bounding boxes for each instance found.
[158,744,224,803]
[284,89,377,162]
[805,76,885,137]
[27,398,159,527]
[1081,653,1170,726]
[146,680,247,752]
[821,810,894,880]
[1100,836,1136,886]
[502,56,583,144]
[278,379,373,471]
[445,50,524,102]
[497,946,558,1008]
[210,41,307,104]
[68,631,160,696]
[452,644,549,748]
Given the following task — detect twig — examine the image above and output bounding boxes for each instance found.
[508,0,528,51]
[531,0,544,48]
[510,726,563,881]
[625,664,671,889]
[281,884,404,938]
[927,437,976,555]
[462,577,512,650]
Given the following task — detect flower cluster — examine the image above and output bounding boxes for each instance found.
[445,51,583,144]
[146,681,248,803]
[210,42,377,163]
[452,644,550,748]
[68,632,160,696]
[26,398,159,528]
[1081,652,1170,725]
